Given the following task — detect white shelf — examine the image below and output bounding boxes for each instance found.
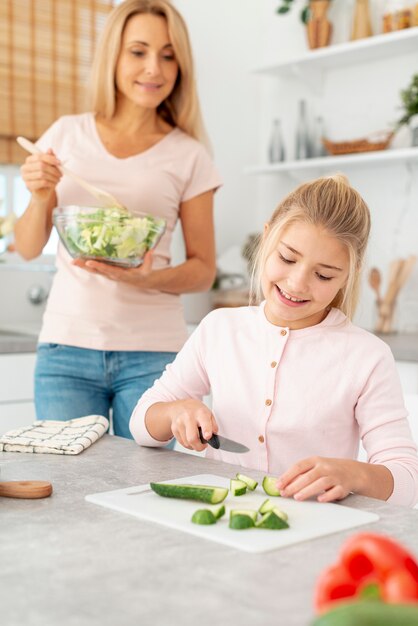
[246,147,418,176]
[253,27,418,78]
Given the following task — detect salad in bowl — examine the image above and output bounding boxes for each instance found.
[53,206,166,268]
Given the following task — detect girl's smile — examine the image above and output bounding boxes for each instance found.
[262,221,349,330]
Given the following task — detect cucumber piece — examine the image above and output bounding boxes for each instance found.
[230,478,247,496]
[273,507,289,522]
[262,476,281,496]
[150,482,228,504]
[310,601,418,626]
[258,498,275,514]
[191,509,217,525]
[255,511,289,530]
[212,504,225,520]
[230,509,258,523]
[236,473,258,490]
[229,513,255,530]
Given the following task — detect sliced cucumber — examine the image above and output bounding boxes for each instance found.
[255,510,289,530]
[236,473,258,491]
[213,504,225,520]
[230,509,258,523]
[273,506,288,522]
[229,513,255,530]
[258,498,275,514]
[262,476,281,497]
[230,478,247,496]
[191,509,217,525]
[150,482,228,504]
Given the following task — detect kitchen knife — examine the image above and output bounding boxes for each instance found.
[198,427,249,454]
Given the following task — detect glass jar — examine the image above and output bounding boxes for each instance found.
[382,0,412,32]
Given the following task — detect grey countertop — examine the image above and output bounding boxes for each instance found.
[1,329,418,361]
[0,436,417,626]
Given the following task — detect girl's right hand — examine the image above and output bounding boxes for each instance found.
[20,148,62,201]
[170,399,218,451]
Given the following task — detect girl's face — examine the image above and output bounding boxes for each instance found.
[115,13,179,111]
[262,221,350,330]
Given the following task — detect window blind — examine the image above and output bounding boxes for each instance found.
[0,0,114,165]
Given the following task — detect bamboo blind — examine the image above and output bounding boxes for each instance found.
[0,0,114,164]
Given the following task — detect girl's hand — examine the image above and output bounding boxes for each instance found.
[20,149,62,201]
[72,250,154,284]
[169,399,218,452]
[277,457,362,503]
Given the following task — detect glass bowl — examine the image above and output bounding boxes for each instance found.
[52,205,166,268]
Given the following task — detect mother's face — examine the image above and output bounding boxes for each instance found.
[115,13,179,110]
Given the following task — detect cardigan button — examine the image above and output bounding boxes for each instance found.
[265,399,272,406]
[258,435,265,443]
[271,361,277,368]
[280,329,287,336]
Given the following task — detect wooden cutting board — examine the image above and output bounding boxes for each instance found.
[85,474,379,553]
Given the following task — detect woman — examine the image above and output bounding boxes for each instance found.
[14,0,221,439]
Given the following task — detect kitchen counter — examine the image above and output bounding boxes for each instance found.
[1,436,417,626]
[0,330,38,354]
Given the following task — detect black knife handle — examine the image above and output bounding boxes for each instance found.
[197,426,220,449]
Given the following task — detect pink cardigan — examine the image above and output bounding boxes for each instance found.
[130,304,418,507]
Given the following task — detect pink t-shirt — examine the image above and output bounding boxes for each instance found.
[130,304,418,507]
[36,113,222,351]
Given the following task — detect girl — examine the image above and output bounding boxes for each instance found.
[130,175,418,507]
[14,0,221,438]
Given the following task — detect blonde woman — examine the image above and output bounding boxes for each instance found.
[130,175,418,507]
[15,0,221,438]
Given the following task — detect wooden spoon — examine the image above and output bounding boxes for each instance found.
[368,267,382,303]
[0,480,53,499]
[17,136,126,211]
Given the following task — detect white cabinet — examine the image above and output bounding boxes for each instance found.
[0,353,36,434]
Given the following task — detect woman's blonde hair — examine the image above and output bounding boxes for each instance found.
[250,174,371,319]
[90,0,208,145]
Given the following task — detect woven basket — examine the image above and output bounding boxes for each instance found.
[322,131,394,156]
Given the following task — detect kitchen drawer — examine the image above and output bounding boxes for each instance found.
[0,401,36,434]
[0,353,36,402]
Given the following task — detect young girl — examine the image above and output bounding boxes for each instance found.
[130,175,418,507]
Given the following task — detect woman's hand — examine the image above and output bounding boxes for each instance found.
[277,457,365,503]
[20,149,62,202]
[168,399,218,451]
[72,250,154,284]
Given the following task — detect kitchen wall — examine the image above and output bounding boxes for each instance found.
[174,0,418,332]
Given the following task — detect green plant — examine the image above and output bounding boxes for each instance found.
[398,74,418,127]
[276,0,332,24]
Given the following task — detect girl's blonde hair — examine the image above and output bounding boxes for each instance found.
[90,0,208,145]
[251,174,371,319]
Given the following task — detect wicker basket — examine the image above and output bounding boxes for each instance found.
[322,131,394,156]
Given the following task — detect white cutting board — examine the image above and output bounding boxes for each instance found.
[85,474,379,553]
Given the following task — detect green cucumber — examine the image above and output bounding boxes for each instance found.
[230,478,247,496]
[150,482,228,504]
[229,513,255,530]
[191,509,217,525]
[230,509,258,523]
[255,511,289,530]
[258,498,275,514]
[262,476,282,496]
[236,473,258,490]
[213,504,225,520]
[310,601,418,626]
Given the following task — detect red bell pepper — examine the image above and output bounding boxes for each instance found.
[314,532,418,614]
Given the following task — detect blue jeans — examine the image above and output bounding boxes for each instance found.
[34,344,176,440]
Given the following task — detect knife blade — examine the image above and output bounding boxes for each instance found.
[198,427,249,454]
